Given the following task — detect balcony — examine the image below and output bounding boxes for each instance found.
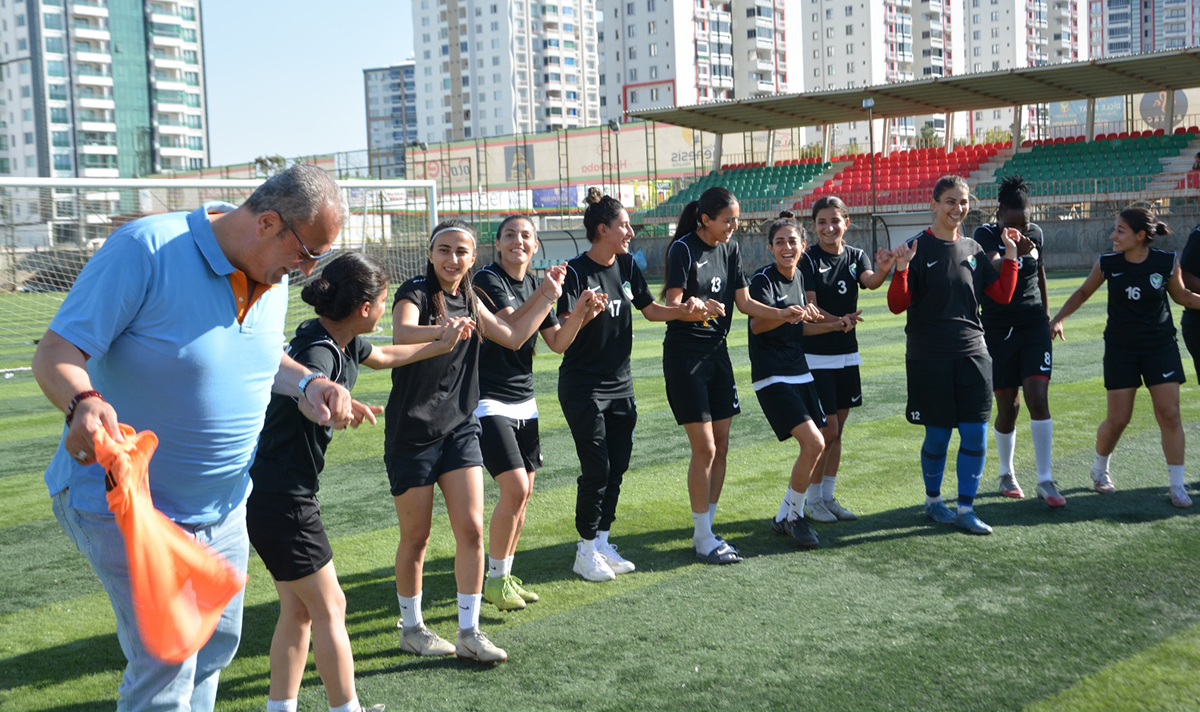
[79,143,118,155]
[75,51,111,64]
[71,2,108,18]
[79,121,117,133]
[78,97,115,110]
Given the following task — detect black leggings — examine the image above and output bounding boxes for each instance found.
[559,395,638,540]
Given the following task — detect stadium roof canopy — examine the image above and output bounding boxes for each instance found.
[627,48,1200,134]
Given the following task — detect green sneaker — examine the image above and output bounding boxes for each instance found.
[507,575,539,603]
[483,575,526,611]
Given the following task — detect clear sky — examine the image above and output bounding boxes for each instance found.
[202,0,414,167]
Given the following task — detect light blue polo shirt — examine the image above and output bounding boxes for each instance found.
[44,203,288,524]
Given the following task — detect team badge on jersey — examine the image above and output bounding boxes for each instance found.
[967,256,977,270]
[849,263,858,279]
[622,280,634,301]
[1150,273,1164,290]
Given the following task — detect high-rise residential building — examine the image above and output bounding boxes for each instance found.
[1087,0,1200,57]
[597,0,800,122]
[0,0,208,178]
[364,61,418,178]
[964,0,1084,141]
[798,0,963,150]
[412,0,601,141]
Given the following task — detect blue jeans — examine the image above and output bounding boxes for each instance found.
[52,491,249,712]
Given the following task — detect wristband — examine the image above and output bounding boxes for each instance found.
[65,390,103,426]
[298,372,328,397]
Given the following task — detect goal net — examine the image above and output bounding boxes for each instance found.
[0,177,438,375]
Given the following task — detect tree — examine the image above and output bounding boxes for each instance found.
[253,154,288,178]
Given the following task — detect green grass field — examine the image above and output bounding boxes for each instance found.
[2,274,1199,711]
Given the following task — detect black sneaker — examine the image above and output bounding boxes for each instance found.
[770,516,788,535]
[784,516,820,549]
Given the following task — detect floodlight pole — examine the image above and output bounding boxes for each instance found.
[609,119,622,201]
[864,98,877,254]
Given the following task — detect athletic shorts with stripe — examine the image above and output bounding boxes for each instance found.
[479,414,543,476]
[663,346,741,425]
[755,380,827,441]
[984,320,1053,390]
[1103,345,1186,390]
[905,354,993,428]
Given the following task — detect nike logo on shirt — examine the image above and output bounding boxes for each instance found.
[818,265,833,273]
[1111,272,1124,277]
[776,296,788,303]
[926,261,938,268]
[696,260,708,267]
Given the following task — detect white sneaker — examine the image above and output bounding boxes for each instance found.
[596,541,636,574]
[1169,484,1193,508]
[573,543,616,582]
[1092,468,1116,494]
[824,498,859,521]
[804,498,838,523]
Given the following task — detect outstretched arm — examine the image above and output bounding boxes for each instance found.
[1049,262,1105,340]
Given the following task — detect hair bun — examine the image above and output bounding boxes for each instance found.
[778,210,795,219]
[585,187,603,205]
[1155,221,1170,236]
[300,277,335,307]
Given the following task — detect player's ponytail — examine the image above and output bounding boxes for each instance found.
[300,252,388,321]
[1118,207,1172,243]
[674,187,738,242]
[767,210,803,243]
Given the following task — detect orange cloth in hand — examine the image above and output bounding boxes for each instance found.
[96,424,247,664]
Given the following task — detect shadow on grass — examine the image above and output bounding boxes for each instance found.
[0,633,125,696]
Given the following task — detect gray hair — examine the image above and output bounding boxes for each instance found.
[242,164,345,228]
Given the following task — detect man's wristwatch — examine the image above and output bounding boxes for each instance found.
[298,372,328,397]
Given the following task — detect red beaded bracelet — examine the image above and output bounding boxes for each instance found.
[65,390,104,426]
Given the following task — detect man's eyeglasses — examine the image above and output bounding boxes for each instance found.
[276,211,335,262]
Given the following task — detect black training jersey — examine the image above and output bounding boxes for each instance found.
[662,233,746,353]
[474,262,558,404]
[747,264,811,382]
[902,230,1000,359]
[1100,249,1177,351]
[799,243,871,355]
[1179,224,1200,327]
[974,222,1046,330]
[384,276,480,450]
[250,319,373,497]
[557,252,654,400]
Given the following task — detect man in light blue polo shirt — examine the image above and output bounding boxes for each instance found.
[32,165,360,711]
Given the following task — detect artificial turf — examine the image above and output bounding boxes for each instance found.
[1,273,1198,711]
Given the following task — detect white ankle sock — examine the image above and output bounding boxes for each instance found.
[487,556,503,579]
[329,699,359,712]
[457,592,481,630]
[789,488,807,519]
[1030,418,1053,482]
[267,699,297,712]
[805,482,822,504]
[580,538,597,554]
[995,427,1016,476]
[775,487,792,521]
[502,555,514,577]
[926,494,944,506]
[596,530,610,547]
[957,503,973,515]
[398,592,422,628]
[821,475,837,501]
[1093,451,1111,476]
[693,510,718,552]
[707,502,717,526]
[1168,464,1186,487]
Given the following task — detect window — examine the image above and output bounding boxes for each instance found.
[846,24,853,35]
[650,43,658,56]
[24,132,33,145]
[45,36,63,53]
[51,107,68,123]
[54,154,71,171]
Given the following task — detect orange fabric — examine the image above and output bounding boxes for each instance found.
[96,424,247,664]
[228,271,272,324]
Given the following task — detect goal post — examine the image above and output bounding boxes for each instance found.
[0,177,439,375]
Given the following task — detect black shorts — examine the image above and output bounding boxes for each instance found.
[754,380,827,441]
[812,366,863,413]
[1103,345,1186,390]
[246,492,332,582]
[479,415,543,476]
[385,417,484,497]
[985,320,1053,390]
[905,354,993,428]
[663,345,741,425]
